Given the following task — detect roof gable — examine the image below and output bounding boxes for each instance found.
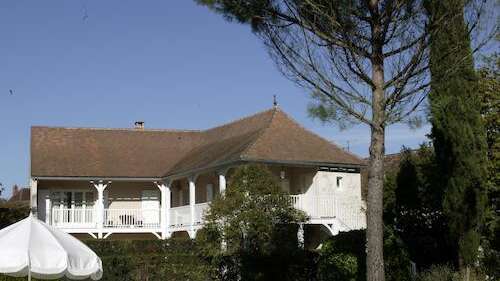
[241,109,362,165]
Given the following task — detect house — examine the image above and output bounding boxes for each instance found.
[30,107,366,242]
[9,185,30,202]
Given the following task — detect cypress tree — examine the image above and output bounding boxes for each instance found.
[427,0,489,270]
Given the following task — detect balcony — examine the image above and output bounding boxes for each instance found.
[48,203,211,232]
[290,194,366,230]
[169,202,209,231]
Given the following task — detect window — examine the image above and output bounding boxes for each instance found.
[74,192,83,207]
[336,177,343,189]
[50,190,94,208]
[84,192,94,205]
[206,184,214,202]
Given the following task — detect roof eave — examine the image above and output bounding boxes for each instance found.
[240,157,365,168]
[32,176,164,182]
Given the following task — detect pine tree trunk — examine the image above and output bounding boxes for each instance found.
[366,121,386,281]
[367,32,386,281]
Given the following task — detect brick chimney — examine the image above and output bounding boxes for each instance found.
[134,121,144,130]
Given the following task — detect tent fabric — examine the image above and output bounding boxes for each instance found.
[0,215,102,280]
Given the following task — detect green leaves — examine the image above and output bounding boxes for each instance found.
[427,0,489,268]
[197,164,307,280]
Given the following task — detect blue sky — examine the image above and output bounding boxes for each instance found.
[0,0,430,198]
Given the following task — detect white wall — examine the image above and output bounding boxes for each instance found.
[307,171,362,200]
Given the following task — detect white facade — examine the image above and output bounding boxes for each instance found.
[33,166,366,240]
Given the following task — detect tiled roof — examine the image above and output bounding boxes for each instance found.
[9,188,30,202]
[31,107,363,178]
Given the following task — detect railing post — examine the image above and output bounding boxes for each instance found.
[59,204,63,225]
[45,197,51,224]
[82,205,86,224]
[71,204,75,225]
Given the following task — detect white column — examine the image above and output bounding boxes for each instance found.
[30,178,38,216]
[189,176,196,238]
[59,203,63,225]
[155,181,171,239]
[218,172,226,195]
[218,171,228,247]
[92,180,110,239]
[45,197,51,224]
[297,224,305,249]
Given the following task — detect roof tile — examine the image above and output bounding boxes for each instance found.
[31,108,362,178]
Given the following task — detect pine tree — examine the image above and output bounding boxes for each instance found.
[427,0,489,270]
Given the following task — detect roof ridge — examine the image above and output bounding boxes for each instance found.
[31,126,201,133]
[239,107,279,159]
[202,107,275,133]
[30,107,277,134]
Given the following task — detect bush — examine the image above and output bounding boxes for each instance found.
[317,230,365,281]
[384,227,413,281]
[417,265,456,281]
[85,238,210,281]
[0,202,30,229]
[416,265,488,281]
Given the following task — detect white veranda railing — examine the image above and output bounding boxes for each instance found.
[104,208,161,228]
[49,196,365,231]
[51,207,96,228]
[289,195,366,230]
[169,203,210,227]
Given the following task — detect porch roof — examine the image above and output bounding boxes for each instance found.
[31,107,363,179]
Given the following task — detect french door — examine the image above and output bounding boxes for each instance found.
[51,190,95,226]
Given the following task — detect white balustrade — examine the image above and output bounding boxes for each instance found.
[169,205,191,227]
[48,196,365,233]
[103,208,160,228]
[193,203,210,225]
[51,207,96,228]
[169,203,210,227]
[287,194,366,230]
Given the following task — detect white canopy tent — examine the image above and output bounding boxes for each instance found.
[0,215,102,280]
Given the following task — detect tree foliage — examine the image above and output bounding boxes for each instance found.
[194,2,491,280]
[197,0,434,126]
[427,0,489,268]
[196,164,308,280]
[477,52,500,280]
[384,145,455,270]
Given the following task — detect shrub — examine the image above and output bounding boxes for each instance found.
[384,227,413,281]
[85,238,210,281]
[416,265,488,281]
[0,202,30,229]
[317,230,365,281]
[417,265,456,281]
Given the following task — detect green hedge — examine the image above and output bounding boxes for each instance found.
[0,202,30,229]
[0,238,210,281]
[85,239,210,281]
